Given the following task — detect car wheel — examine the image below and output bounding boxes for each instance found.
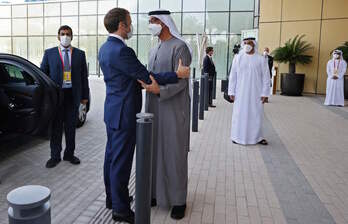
[77,103,87,128]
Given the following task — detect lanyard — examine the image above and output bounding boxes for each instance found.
[58,47,72,70]
[334,59,340,71]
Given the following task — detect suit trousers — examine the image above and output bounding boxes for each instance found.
[104,126,136,214]
[50,88,78,160]
[208,77,214,106]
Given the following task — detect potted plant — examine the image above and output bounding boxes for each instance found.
[336,42,348,99]
[272,35,313,96]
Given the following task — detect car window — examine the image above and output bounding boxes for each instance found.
[1,64,35,85]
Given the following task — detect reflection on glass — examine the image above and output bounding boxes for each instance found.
[208,35,228,79]
[0,37,11,53]
[62,2,78,16]
[44,3,60,16]
[230,12,253,34]
[79,36,97,74]
[28,37,43,66]
[160,0,181,12]
[118,0,137,13]
[13,19,27,36]
[138,14,150,35]
[230,0,254,11]
[80,16,97,35]
[139,0,158,13]
[44,36,58,49]
[28,18,43,36]
[183,0,204,12]
[13,37,27,58]
[206,0,229,11]
[183,35,199,76]
[171,13,182,33]
[28,4,43,17]
[138,35,158,65]
[206,13,228,35]
[0,19,11,36]
[228,34,241,69]
[80,1,97,15]
[0,6,11,18]
[183,13,204,34]
[98,0,116,15]
[13,5,27,18]
[44,17,60,35]
[98,15,108,35]
[61,16,79,35]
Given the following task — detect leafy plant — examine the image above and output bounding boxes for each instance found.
[272,34,313,74]
[335,41,348,62]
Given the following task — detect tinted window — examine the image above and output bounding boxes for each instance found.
[0,63,34,85]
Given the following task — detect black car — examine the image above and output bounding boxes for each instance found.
[0,53,90,138]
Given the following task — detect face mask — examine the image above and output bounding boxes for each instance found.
[148,23,162,36]
[244,44,253,53]
[263,51,268,56]
[126,24,133,39]
[60,35,71,47]
[333,54,340,59]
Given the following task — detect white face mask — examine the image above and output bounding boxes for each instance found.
[333,54,340,59]
[126,24,134,40]
[60,35,71,47]
[148,23,162,36]
[263,51,269,56]
[244,44,253,53]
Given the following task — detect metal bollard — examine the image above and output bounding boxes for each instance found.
[204,74,209,111]
[213,74,217,100]
[192,80,199,132]
[135,113,154,224]
[192,67,196,79]
[7,185,51,224]
[199,75,205,120]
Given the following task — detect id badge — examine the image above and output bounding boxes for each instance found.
[63,71,72,84]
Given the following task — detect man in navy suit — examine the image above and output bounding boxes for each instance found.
[99,8,190,223]
[41,25,89,169]
[203,46,216,107]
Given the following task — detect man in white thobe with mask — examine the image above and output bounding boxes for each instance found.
[324,49,347,107]
[138,9,192,220]
[228,37,270,145]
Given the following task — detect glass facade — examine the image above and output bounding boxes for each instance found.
[0,0,259,79]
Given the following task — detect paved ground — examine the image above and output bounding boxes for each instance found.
[1,77,348,224]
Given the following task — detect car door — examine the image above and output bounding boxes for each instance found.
[0,55,60,138]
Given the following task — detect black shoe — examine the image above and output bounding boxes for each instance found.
[171,204,186,220]
[45,158,61,168]
[112,210,134,224]
[151,198,157,207]
[106,196,134,209]
[63,155,80,165]
[209,105,216,108]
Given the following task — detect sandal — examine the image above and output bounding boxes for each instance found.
[258,139,268,145]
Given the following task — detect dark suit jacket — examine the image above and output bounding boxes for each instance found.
[40,46,89,107]
[203,55,216,78]
[266,55,274,77]
[98,36,178,130]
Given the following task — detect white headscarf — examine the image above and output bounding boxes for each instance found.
[150,11,192,56]
[240,38,258,55]
[332,49,343,60]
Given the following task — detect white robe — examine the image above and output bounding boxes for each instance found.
[324,59,347,106]
[228,53,270,145]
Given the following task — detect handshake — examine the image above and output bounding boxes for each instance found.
[138,59,190,94]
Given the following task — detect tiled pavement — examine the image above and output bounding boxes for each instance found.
[1,77,348,224]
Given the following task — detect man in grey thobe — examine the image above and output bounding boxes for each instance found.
[143,9,192,220]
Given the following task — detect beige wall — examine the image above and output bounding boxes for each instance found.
[259,0,348,94]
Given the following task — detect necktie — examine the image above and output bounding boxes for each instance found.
[63,48,70,71]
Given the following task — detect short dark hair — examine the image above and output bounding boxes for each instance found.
[206,46,213,54]
[104,8,129,33]
[58,25,73,36]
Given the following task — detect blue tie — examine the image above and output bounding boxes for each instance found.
[63,48,70,71]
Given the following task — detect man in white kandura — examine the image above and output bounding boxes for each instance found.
[138,9,192,220]
[324,49,347,107]
[228,37,271,145]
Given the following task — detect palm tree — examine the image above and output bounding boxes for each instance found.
[272,35,313,74]
[336,42,348,62]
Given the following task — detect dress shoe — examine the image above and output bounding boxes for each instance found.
[112,210,134,223]
[63,155,81,165]
[45,158,61,168]
[151,198,157,207]
[209,104,216,108]
[171,204,186,220]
